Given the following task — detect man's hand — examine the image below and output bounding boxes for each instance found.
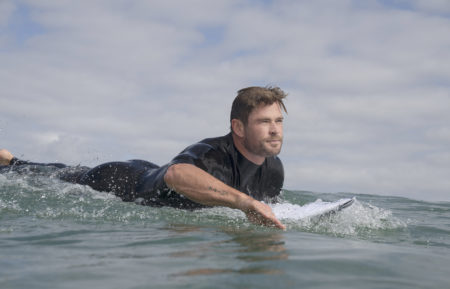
[239,197,286,230]
[0,149,14,166]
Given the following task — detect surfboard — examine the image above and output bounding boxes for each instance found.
[273,197,355,220]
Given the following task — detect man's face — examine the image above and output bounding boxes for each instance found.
[242,102,284,158]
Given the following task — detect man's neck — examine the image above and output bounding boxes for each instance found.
[231,133,265,165]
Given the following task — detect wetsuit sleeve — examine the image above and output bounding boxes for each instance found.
[136,141,234,209]
[0,157,89,184]
[9,157,67,168]
[168,142,234,185]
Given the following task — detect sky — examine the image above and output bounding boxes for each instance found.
[1,0,449,202]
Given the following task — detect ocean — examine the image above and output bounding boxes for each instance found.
[1,170,449,289]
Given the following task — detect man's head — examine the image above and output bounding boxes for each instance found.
[230,86,287,164]
[230,86,287,127]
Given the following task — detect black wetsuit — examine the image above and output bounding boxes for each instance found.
[1,133,284,209]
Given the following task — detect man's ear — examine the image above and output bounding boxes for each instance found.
[231,119,245,138]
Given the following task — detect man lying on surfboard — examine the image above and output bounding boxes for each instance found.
[0,86,287,229]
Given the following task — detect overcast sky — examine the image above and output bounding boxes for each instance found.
[1,0,449,201]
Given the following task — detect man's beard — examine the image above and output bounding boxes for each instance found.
[243,136,283,158]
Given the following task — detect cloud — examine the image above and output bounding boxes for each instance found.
[412,0,450,14]
[1,0,449,201]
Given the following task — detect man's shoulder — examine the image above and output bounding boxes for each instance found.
[198,133,233,148]
[171,133,233,164]
[191,133,234,156]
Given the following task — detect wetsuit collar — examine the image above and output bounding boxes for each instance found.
[236,148,261,171]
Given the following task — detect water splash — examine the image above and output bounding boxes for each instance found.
[272,198,407,237]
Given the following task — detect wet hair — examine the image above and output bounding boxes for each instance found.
[230,86,287,128]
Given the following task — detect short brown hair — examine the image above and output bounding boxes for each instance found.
[230,86,287,126]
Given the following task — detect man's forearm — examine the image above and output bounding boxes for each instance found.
[163,163,251,210]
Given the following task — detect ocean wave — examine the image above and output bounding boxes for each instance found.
[1,172,447,247]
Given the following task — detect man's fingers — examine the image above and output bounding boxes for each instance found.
[245,209,286,230]
[268,216,286,230]
[263,214,286,230]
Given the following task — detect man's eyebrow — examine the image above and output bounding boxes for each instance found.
[255,116,284,121]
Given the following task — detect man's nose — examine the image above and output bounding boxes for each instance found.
[269,122,278,135]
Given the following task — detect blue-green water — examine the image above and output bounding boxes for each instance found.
[1,171,449,289]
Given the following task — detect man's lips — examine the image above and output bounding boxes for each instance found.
[266,139,282,145]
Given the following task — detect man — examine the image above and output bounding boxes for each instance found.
[0,86,287,229]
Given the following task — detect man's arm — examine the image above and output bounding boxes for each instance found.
[164,163,285,229]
